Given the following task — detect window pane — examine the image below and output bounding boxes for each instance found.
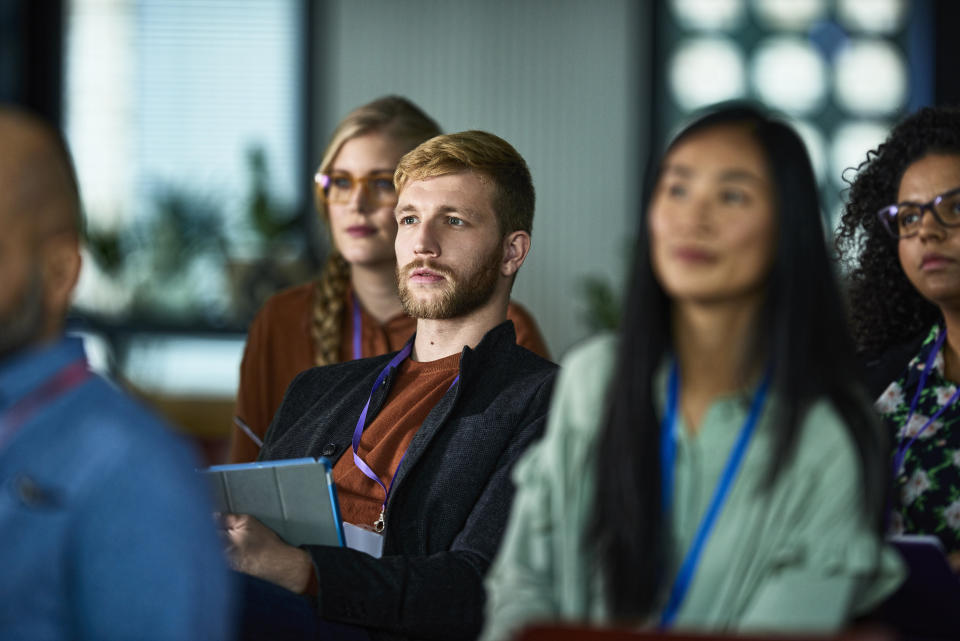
[669,37,746,111]
[834,39,907,116]
[64,0,306,329]
[751,36,827,115]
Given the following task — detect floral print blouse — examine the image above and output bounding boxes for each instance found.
[876,324,960,553]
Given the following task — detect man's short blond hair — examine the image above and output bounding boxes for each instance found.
[394,130,535,236]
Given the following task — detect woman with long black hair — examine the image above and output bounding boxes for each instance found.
[481,104,902,638]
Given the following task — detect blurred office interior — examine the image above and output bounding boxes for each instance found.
[2,0,958,462]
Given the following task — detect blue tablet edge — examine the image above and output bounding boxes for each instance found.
[317,456,346,547]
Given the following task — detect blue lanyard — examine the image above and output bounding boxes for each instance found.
[352,297,362,361]
[351,343,459,532]
[659,360,770,628]
[892,328,960,477]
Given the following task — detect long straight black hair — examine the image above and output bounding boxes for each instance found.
[591,104,886,620]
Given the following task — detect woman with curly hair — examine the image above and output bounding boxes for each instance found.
[836,105,960,569]
[227,96,550,463]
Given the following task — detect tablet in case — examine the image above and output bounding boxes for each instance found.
[203,457,345,548]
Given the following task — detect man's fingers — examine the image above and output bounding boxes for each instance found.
[220,514,251,553]
[221,512,247,530]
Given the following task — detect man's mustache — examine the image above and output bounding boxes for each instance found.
[398,259,455,280]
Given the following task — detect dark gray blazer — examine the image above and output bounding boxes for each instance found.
[260,321,558,641]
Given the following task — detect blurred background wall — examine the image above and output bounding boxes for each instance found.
[1,0,958,461]
[315,0,646,360]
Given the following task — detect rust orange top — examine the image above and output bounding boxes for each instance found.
[332,352,460,528]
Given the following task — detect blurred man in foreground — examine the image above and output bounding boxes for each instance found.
[0,105,234,640]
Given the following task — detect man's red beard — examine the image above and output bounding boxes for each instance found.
[396,245,502,320]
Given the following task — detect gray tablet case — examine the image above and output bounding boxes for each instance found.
[204,457,345,547]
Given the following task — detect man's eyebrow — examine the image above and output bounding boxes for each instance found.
[435,204,477,217]
[396,203,483,217]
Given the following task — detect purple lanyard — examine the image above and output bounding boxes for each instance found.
[659,360,770,628]
[0,359,91,451]
[351,343,459,532]
[893,329,960,477]
[352,298,362,361]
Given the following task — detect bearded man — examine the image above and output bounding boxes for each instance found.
[225,131,557,641]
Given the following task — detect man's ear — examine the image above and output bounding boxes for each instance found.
[500,230,531,277]
[41,234,81,317]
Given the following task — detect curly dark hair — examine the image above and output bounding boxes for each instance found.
[835,106,960,354]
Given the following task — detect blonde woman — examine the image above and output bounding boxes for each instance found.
[229,97,549,462]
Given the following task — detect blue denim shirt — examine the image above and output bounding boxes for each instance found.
[0,336,234,640]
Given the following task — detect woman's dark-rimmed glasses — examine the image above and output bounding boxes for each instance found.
[877,185,960,239]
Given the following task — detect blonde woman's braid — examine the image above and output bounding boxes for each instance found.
[310,252,351,366]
